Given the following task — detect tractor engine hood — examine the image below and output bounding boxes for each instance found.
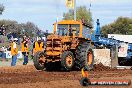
[47,34,61,40]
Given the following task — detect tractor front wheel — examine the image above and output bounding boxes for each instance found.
[61,51,74,71]
[33,51,46,70]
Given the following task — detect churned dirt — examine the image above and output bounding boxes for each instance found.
[92,63,117,71]
[0,63,132,88]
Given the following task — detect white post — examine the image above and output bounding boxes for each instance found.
[74,0,76,21]
[56,17,58,34]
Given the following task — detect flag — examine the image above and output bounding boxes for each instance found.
[66,0,74,9]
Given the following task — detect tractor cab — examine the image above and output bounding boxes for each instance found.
[57,24,80,36]
[54,20,92,39]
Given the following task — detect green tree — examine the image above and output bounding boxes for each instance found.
[0,4,4,15]
[19,22,39,37]
[101,17,132,37]
[0,20,41,37]
[63,6,93,26]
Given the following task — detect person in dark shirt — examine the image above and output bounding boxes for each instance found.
[21,36,29,65]
[0,25,6,36]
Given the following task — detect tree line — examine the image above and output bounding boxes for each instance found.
[0,20,41,38]
[101,17,132,37]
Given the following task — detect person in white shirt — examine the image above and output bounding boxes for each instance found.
[11,38,18,66]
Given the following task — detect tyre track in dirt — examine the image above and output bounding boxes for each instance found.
[0,64,132,88]
[0,65,81,84]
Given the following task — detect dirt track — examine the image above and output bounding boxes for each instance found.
[0,64,132,88]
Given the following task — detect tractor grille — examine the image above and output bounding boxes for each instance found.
[46,38,62,56]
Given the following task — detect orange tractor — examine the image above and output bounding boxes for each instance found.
[33,20,94,71]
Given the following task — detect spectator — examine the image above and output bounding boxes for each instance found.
[0,48,3,61]
[21,36,29,65]
[0,46,6,61]
[33,37,44,56]
[0,36,4,43]
[11,38,18,66]
[1,46,6,61]
[27,37,30,45]
[7,32,12,40]
[0,25,6,36]
[18,37,21,45]
[31,38,34,44]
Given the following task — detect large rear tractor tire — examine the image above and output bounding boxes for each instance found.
[33,51,46,70]
[61,51,74,71]
[75,42,94,70]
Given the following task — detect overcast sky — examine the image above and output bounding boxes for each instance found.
[0,0,132,32]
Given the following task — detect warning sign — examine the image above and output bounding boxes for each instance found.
[118,43,128,57]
